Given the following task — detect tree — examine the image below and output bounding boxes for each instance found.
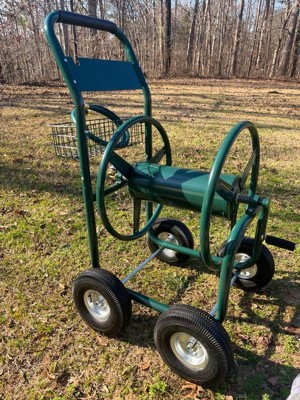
[163,0,172,75]
[186,0,199,69]
[1,0,300,83]
[278,0,300,76]
[230,0,245,77]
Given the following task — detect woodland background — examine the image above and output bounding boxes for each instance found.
[1,0,300,84]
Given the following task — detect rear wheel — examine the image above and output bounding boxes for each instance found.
[147,218,194,265]
[154,304,233,386]
[72,268,132,336]
[218,237,275,292]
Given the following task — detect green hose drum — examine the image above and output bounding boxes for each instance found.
[128,163,240,219]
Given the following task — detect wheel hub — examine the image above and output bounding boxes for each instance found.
[170,332,209,371]
[158,232,179,257]
[84,290,111,322]
[234,252,258,279]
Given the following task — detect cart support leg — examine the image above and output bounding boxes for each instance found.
[76,105,100,269]
[127,289,170,313]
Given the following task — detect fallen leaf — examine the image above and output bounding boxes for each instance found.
[181,383,204,399]
[268,376,279,386]
[139,359,151,371]
[97,335,109,346]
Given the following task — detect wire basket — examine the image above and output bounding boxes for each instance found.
[50,117,145,159]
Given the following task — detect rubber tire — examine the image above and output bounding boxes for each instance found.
[154,304,233,386]
[218,237,275,292]
[72,268,132,336]
[147,218,194,265]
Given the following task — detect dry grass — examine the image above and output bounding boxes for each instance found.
[0,78,299,400]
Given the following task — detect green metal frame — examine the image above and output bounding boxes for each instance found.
[44,10,271,324]
[44,10,152,270]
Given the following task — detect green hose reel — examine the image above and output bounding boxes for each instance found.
[45,10,296,388]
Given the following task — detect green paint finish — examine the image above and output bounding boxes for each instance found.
[215,205,265,322]
[66,57,142,92]
[128,163,239,218]
[200,121,260,269]
[44,10,153,262]
[147,228,223,266]
[45,11,273,330]
[96,115,172,241]
[127,289,170,313]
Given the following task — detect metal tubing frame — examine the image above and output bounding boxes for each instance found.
[215,201,269,322]
[121,247,163,284]
[127,289,170,313]
[44,11,152,268]
[45,11,271,324]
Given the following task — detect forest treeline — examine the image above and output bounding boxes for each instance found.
[1,0,300,84]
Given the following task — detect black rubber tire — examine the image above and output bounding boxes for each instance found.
[154,304,233,386]
[218,237,275,292]
[147,218,194,265]
[72,268,132,336]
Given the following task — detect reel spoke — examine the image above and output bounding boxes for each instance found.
[104,179,128,196]
[149,147,166,164]
[239,149,257,190]
[133,198,142,233]
[216,178,235,202]
[110,151,133,179]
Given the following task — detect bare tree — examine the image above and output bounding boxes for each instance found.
[163,0,172,75]
[278,0,300,75]
[230,0,245,77]
[1,0,300,84]
[186,0,199,69]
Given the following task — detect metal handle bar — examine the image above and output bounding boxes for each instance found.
[44,10,150,108]
[265,235,296,251]
[55,10,118,33]
[45,10,141,66]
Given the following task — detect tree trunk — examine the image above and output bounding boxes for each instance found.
[196,0,210,75]
[247,0,262,77]
[186,0,199,69]
[278,0,300,76]
[290,19,300,76]
[99,0,105,18]
[209,1,221,76]
[60,0,70,55]
[163,0,171,76]
[256,0,271,68]
[269,1,291,77]
[70,0,78,62]
[230,0,245,77]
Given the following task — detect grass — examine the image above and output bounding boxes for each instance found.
[0,78,299,400]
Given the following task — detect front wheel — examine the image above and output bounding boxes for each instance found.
[154,304,233,386]
[72,268,132,336]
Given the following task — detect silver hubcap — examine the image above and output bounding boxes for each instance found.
[84,290,111,322]
[234,252,258,280]
[158,232,179,257]
[170,332,209,370]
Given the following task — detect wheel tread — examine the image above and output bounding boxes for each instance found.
[154,304,233,386]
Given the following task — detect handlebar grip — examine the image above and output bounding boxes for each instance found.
[265,235,296,251]
[56,10,118,34]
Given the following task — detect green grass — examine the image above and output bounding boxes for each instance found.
[0,79,299,399]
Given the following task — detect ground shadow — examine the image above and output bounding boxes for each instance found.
[115,268,299,399]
